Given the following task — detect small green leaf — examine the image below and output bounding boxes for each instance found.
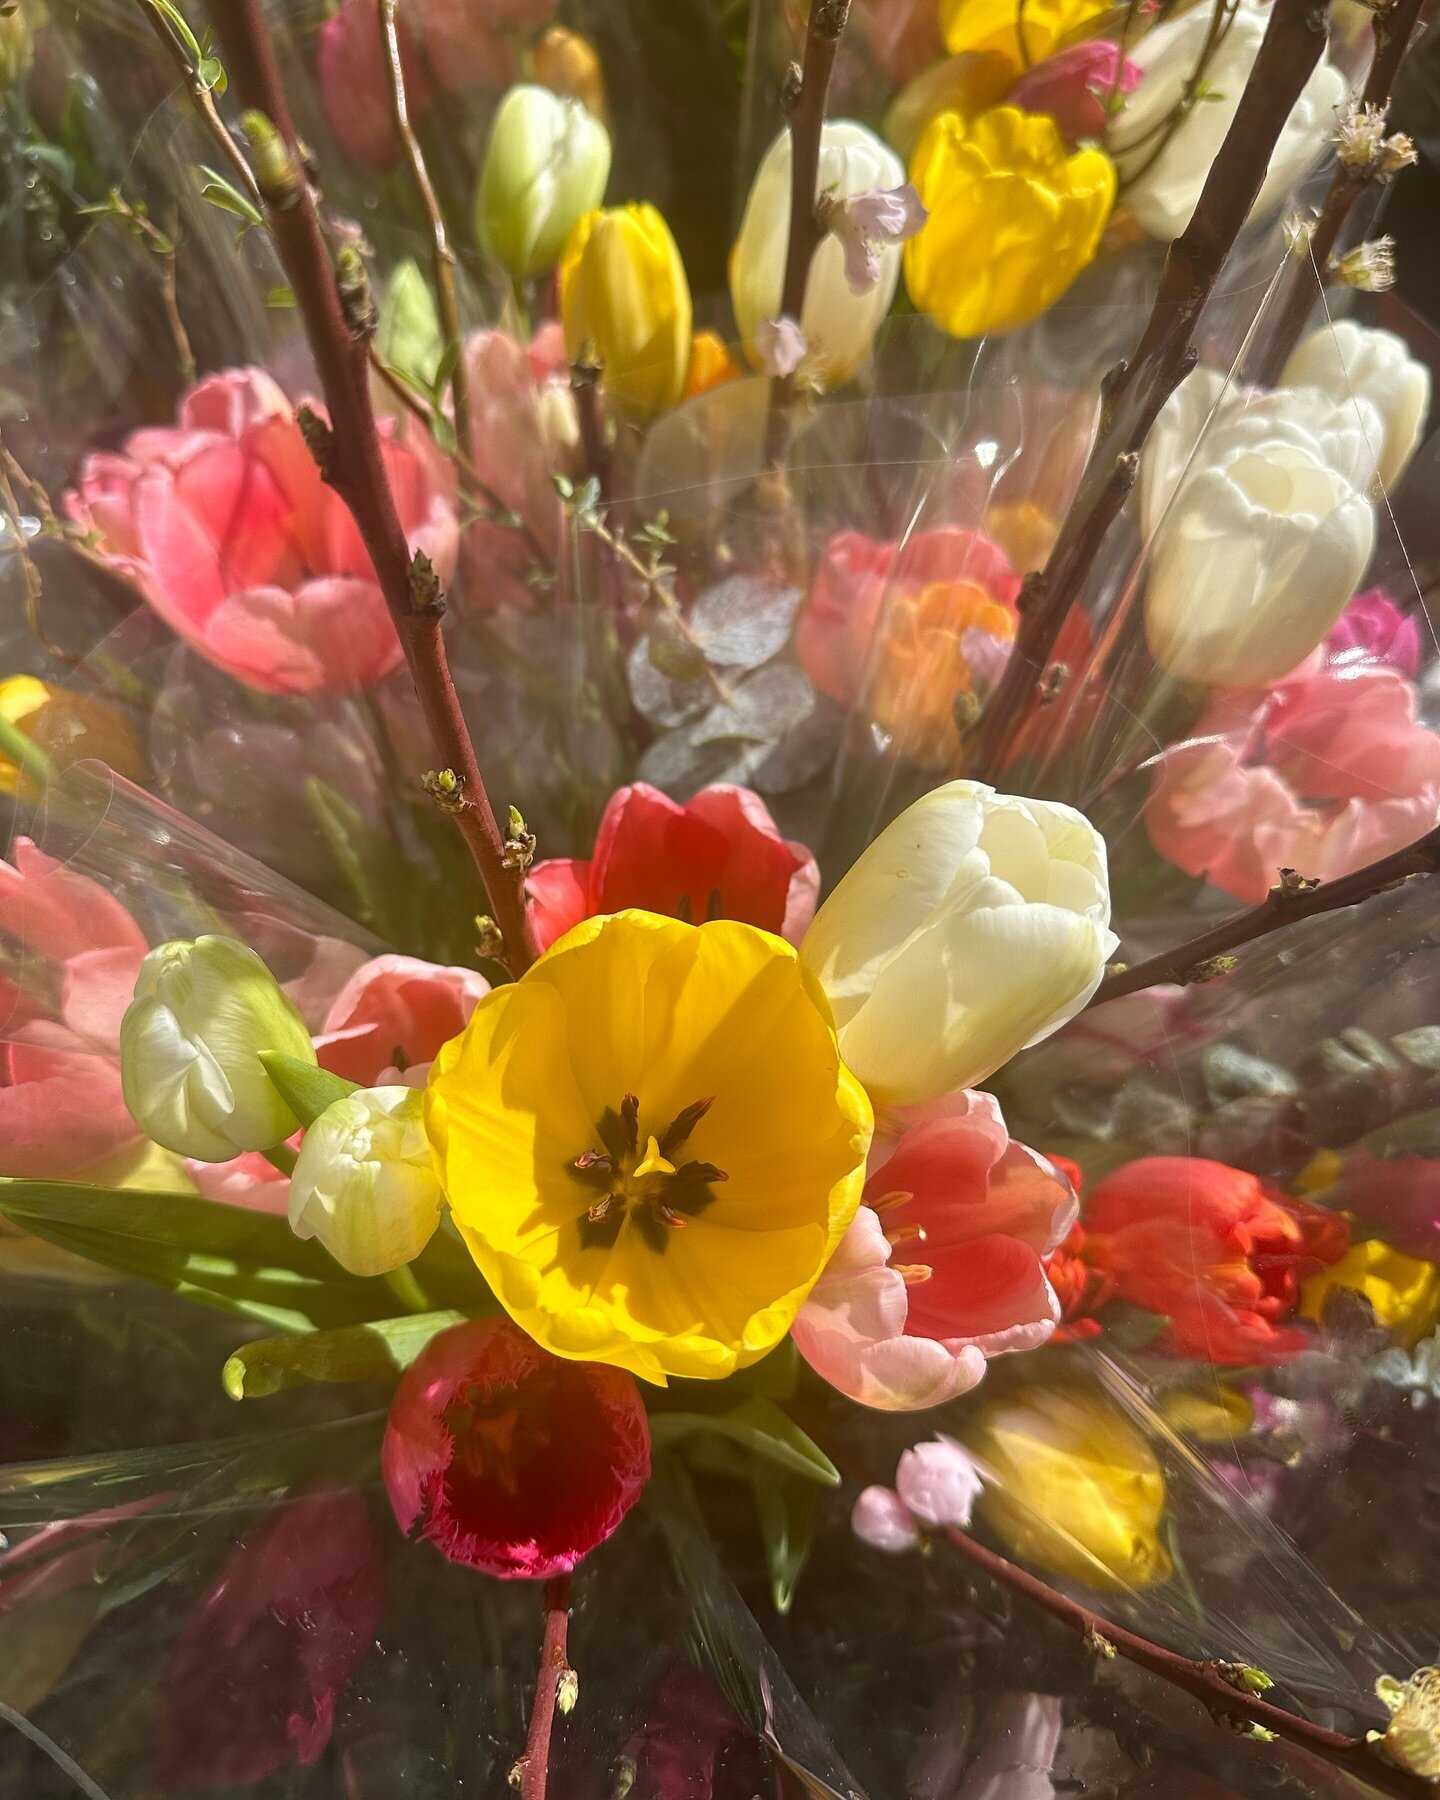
[223,1309,466,1398]
[198,166,263,233]
[376,258,444,391]
[266,285,295,308]
[259,1051,357,1128]
[648,1399,839,1487]
[751,1463,816,1615]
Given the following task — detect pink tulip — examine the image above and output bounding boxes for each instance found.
[316,952,491,1085]
[419,0,539,92]
[187,1148,292,1216]
[67,368,458,698]
[798,526,1021,708]
[954,1692,1064,1800]
[1010,43,1140,143]
[527,783,820,952]
[793,1091,1076,1410]
[1328,1150,1440,1260]
[0,838,146,1177]
[153,1482,386,1789]
[1146,662,1440,904]
[317,0,432,169]
[1325,586,1422,679]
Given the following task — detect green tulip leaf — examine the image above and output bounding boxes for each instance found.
[223,1309,467,1398]
[259,1050,357,1127]
[648,1398,839,1487]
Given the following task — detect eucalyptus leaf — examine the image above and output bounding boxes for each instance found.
[649,1399,839,1487]
[259,1052,357,1128]
[223,1309,467,1399]
[688,576,803,671]
[689,663,814,748]
[627,634,712,729]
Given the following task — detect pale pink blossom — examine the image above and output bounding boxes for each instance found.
[68,368,458,698]
[793,1091,1076,1410]
[825,183,927,295]
[954,1692,1064,1800]
[754,315,808,379]
[0,838,147,1177]
[851,1484,920,1552]
[896,1435,984,1527]
[1146,661,1440,904]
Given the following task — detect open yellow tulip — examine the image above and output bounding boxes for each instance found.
[426,911,873,1384]
[904,107,1115,339]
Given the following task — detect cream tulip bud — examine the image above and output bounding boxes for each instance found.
[1110,0,1346,240]
[800,782,1117,1107]
[476,84,611,282]
[1281,319,1431,492]
[120,937,316,1161]
[731,120,906,389]
[1142,368,1380,687]
[288,1086,442,1277]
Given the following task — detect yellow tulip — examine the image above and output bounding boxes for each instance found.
[1301,1240,1440,1349]
[0,675,51,794]
[940,0,1109,74]
[1156,1385,1256,1444]
[0,674,145,794]
[905,107,1115,339]
[559,204,693,423]
[884,51,1014,162]
[683,328,744,399]
[968,1385,1172,1592]
[426,911,873,1384]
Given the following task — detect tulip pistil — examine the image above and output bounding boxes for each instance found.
[570,1092,727,1252]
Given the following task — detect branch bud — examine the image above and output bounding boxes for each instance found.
[241,111,302,208]
[295,404,336,480]
[409,550,445,617]
[475,915,506,961]
[503,805,537,873]
[423,768,468,814]
[1329,236,1397,292]
[336,245,379,338]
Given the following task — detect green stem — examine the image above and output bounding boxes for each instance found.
[0,712,56,787]
[384,1264,431,1313]
[262,1142,298,1177]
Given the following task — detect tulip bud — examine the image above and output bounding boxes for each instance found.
[967,1385,1172,1591]
[1142,369,1379,687]
[884,51,1013,162]
[476,85,612,283]
[288,1086,443,1276]
[120,937,317,1161]
[0,2,32,92]
[532,25,607,122]
[1281,320,1430,493]
[732,121,906,389]
[800,781,1117,1106]
[559,203,693,422]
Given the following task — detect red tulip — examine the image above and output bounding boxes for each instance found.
[154,1482,386,1790]
[526,782,819,952]
[382,1317,651,1579]
[1081,1157,1349,1365]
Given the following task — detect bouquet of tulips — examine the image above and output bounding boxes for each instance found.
[2,0,1440,1793]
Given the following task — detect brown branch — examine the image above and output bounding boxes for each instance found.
[1088,827,1440,1008]
[136,0,259,204]
[376,0,474,475]
[207,0,540,976]
[514,1576,573,1800]
[1251,0,1430,386]
[968,0,1329,781]
[763,0,852,470]
[942,1527,1433,1800]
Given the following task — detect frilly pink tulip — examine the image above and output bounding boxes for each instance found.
[527,782,820,952]
[798,526,1021,708]
[67,368,458,698]
[316,952,491,1085]
[1146,661,1440,905]
[1010,43,1140,144]
[154,1483,386,1790]
[1326,587,1422,679]
[0,838,147,1177]
[792,1091,1076,1410]
[317,0,431,169]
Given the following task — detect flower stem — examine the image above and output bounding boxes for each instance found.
[375,0,475,478]
[517,1575,573,1800]
[1086,827,1440,1010]
[941,1526,1431,1800]
[967,0,1330,782]
[1250,0,1428,387]
[196,0,541,979]
[261,1142,298,1177]
[763,0,852,470]
[383,1263,431,1314]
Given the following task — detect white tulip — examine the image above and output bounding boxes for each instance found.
[1111,0,1347,241]
[288,1086,442,1277]
[1142,367,1381,685]
[476,84,612,281]
[800,782,1117,1107]
[120,937,316,1161]
[1281,319,1431,492]
[731,120,905,389]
